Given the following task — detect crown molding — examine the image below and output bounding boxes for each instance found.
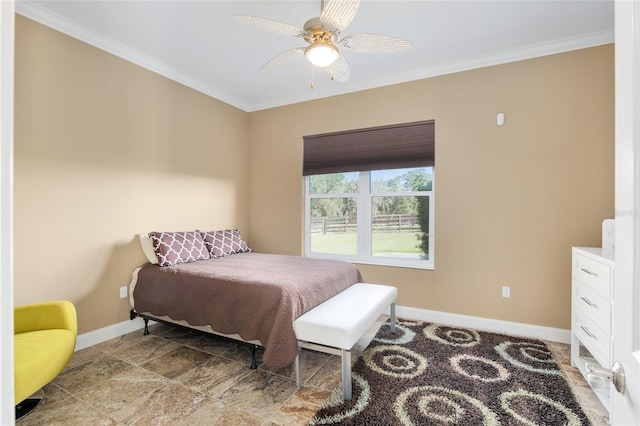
[403,28,615,84]
[15,1,251,112]
[246,28,614,112]
[16,1,613,113]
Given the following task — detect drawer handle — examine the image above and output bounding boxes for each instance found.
[580,297,598,309]
[580,267,599,278]
[580,325,597,340]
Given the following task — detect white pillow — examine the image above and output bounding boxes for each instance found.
[138,233,159,264]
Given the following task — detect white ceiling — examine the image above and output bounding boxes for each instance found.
[16,1,614,112]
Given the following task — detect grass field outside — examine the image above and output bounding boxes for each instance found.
[310,231,424,258]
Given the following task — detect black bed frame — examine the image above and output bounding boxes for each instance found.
[130,309,260,369]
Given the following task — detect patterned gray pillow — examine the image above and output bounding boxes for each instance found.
[199,229,252,258]
[149,231,210,267]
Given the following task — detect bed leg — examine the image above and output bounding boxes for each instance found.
[250,346,258,369]
[143,318,150,336]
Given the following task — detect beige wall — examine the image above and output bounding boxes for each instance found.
[14,15,614,336]
[248,44,614,330]
[14,16,250,333]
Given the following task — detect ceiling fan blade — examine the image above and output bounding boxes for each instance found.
[233,15,304,38]
[340,33,413,53]
[320,0,360,33]
[261,48,305,71]
[325,54,350,83]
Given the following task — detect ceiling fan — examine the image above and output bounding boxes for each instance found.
[233,0,412,85]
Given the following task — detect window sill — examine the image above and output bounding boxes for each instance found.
[305,253,434,270]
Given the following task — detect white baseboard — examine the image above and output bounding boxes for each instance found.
[76,306,571,351]
[75,316,153,351]
[392,305,571,344]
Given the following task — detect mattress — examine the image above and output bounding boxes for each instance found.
[129,252,362,368]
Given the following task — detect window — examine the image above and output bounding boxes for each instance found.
[303,121,435,269]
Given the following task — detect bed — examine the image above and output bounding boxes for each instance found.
[129,230,362,369]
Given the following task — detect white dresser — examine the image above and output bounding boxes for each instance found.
[571,246,615,412]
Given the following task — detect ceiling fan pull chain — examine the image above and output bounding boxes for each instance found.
[310,66,315,89]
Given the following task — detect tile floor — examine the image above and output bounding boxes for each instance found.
[18,318,609,425]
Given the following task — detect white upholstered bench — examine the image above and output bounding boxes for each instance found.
[293,283,397,400]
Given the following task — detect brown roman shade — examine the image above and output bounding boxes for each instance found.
[303,120,435,176]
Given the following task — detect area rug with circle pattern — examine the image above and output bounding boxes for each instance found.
[310,319,591,425]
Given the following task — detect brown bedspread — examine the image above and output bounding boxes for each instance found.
[132,252,362,368]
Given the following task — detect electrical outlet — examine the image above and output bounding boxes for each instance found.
[119,286,128,299]
[501,286,510,298]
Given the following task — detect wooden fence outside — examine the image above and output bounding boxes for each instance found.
[311,214,421,234]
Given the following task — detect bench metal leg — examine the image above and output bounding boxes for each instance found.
[342,349,352,401]
[390,302,397,333]
[295,341,303,388]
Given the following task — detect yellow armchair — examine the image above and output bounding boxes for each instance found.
[14,300,77,418]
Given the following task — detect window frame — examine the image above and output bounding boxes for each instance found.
[304,169,435,270]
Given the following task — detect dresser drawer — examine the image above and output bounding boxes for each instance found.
[573,253,613,298]
[574,310,611,367]
[573,281,611,331]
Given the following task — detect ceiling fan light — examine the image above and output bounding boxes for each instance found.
[305,43,339,67]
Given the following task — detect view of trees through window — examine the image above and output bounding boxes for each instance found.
[308,167,433,260]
